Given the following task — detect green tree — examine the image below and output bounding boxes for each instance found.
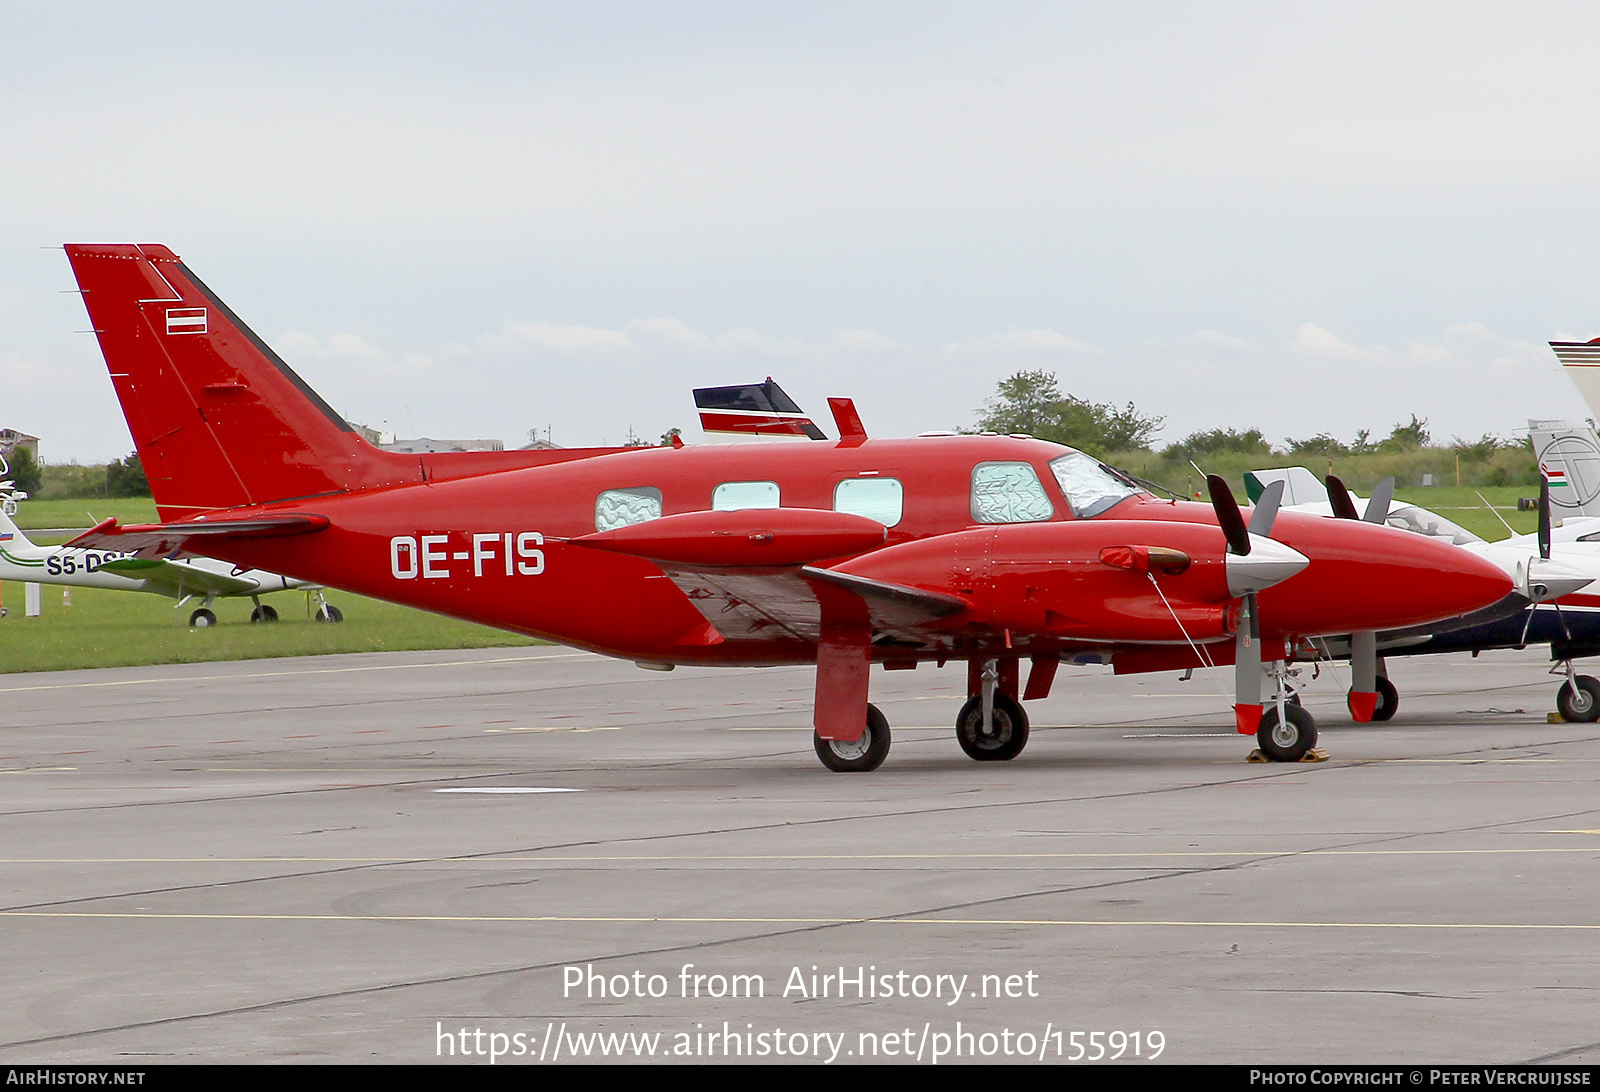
[1451,433,1514,462]
[1,446,42,496]
[1379,414,1431,453]
[974,369,1163,456]
[1164,427,1272,463]
[104,451,150,497]
[1285,433,1352,458]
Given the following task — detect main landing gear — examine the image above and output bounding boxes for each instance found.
[1345,658,1398,723]
[955,658,1031,761]
[956,692,1029,760]
[813,704,891,772]
[1554,662,1600,723]
[310,589,344,624]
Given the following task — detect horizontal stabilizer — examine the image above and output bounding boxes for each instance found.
[694,378,827,441]
[572,508,886,567]
[69,514,330,559]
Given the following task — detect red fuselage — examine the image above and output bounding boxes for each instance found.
[183,435,1512,667]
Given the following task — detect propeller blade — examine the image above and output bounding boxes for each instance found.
[1233,592,1263,735]
[1207,474,1251,556]
[1325,475,1360,520]
[1247,479,1285,538]
[1539,477,1552,561]
[1363,477,1395,524]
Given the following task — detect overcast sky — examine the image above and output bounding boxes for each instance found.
[3,1,1598,463]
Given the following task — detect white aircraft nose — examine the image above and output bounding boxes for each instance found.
[1225,534,1310,597]
[1524,556,1595,602]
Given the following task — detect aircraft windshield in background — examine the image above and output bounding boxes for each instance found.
[59,244,1516,771]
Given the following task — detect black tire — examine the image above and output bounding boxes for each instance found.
[814,704,890,772]
[1372,677,1398,722]
[1257,703,1318,762]
[955,692,1030,761]
[188,608,217,628]
[1346,677,1398,722]
[315,604,344,624]
[1557,675,1600,723]
[250,605,279,624]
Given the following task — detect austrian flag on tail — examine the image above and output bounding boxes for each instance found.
[165,307,207,335]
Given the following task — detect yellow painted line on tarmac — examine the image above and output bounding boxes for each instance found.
[0,652,588,695]
[1,909,1597,931]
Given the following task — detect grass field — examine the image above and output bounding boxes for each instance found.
[1389,486,1539,540]
[0,580,540,673]
[10,497,159,530]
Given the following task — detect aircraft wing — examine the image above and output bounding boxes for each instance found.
[68,514,330,559]
[571,507,967,647]
[96,557,262,597]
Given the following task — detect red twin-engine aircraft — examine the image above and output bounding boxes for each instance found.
[62,244,1515,771]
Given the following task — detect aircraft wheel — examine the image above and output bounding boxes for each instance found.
[315,604,344,624]
[1556,675,1600,723]
[1257,703,1317,762]
[250,605,279,624]
[955,693,1030,761]
[189,608,217,628]
[1372,677,1398,722]
[813,704,890,773]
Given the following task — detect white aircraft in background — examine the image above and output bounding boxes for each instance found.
[0,499,342,627]
[1247,465,1600,722]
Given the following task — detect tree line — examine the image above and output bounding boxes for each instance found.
[973,369,1526,465]
[4,449,150,500]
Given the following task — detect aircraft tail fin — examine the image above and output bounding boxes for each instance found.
[693,378,827,442]
[0,503,35,549]
[1529,418,1600,519]
[1551,340,1600,424]
[64,244,423,521]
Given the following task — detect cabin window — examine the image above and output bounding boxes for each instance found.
[971,462,1053,523]
[834,477,904,527]
[1048,452,1140,518]
[712,480,780,511]
[595,487,663,531]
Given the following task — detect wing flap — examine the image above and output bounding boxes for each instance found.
[662,565,968,648]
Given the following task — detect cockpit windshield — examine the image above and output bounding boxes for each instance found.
[1049,452,1145,518]
[1384,505,1483,546]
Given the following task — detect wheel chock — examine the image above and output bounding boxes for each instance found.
[1246,747,1330,763]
